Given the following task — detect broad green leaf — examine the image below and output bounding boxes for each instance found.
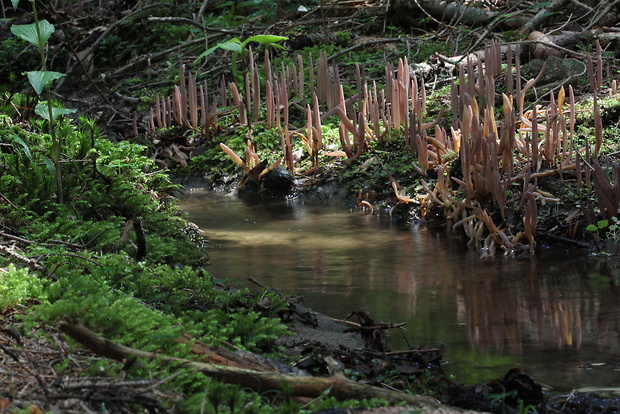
[194,38,242,61]
[242,35,288,49]
[597,219,609,229]
[586,224,598,232]
[35,103,77,121]
[218,38,243,51]
[10,20,55,48]
[195,44,220,60]
[11,0,20,9]
[26,70,65,94]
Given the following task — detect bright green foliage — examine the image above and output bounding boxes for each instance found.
[337,138,422,198]
[197,34,288,59]
[0,116,291,406]
[0,265,47,310]
[180,124,287,181]
[86,255,289,351]
[180,382,265,413]
[0,120,180,227]
[180,383,393,413]
[196,307,288,351]
[24,254,289,407]
[37,272,197,353]
[0,125,56,203]
[3,204,284,353]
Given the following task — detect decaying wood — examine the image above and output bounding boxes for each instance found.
[527,30,620,60]
[436,43,518,67]
[388,0,529,30]
[175,333,285,373]
[58,320,450,409]
[437,29,620,67]
[528,31,587,59]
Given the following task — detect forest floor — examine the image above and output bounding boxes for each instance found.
[0,296,539,413]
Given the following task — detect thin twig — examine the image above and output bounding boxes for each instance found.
[585,0,620,30]
[37,252,103,267]
[147,16,242,34]
[109,37,214,78]
[0,192,17,209]
[0,231,34,245]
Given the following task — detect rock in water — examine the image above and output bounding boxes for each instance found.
[238,166,293,199]
[260,167,293,196]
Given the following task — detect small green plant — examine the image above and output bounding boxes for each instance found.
[587,216,620,254]
[586,218,610,233]
[10,0,76,203]
[586,217,620,241]
[487,388,539,413]
[195,34,288,83]
[609,216,620,239]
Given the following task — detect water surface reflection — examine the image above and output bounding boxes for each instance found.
[182,191,620,392]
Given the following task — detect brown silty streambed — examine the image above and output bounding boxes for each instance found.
[181,189,620,395]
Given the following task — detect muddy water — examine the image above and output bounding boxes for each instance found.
[181,190,620,393]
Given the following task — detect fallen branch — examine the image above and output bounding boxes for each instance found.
[388,0,528,30]
[519,0,569,35]
[0,245,44,271]
[57,321,446,408]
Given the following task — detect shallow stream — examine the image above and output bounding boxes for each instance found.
[181,190,620,393]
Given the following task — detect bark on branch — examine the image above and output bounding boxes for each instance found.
[388,0,529,30]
